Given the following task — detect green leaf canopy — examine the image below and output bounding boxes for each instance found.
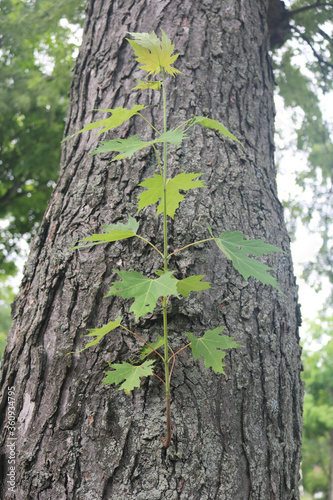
[185,327,243,374]
[0,0,84,274]
[106,270,179,320]
[102,359,155,394]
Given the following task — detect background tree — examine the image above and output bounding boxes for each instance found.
[271,0,333,300]
[0,0,303,498]
[302,333,333,499]
[0,281,14,359]
[0,0,84,277]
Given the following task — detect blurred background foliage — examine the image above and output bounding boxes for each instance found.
[302,322,333,500]
[0,0,84,278]
[0,277,15,358]
[273,0,333,300]
[0,0,332,497]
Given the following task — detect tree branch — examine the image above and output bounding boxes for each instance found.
[292,25,333,77]
[287,1,333,18]
[318,27,332,42]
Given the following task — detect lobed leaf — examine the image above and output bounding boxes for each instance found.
[127,30,181,76]
[211,229,284,292]
[137,172,205,218]
[72,317,122,353]
[176,275,211,298]
[71,216,139,249]
[139,335,165,360]
[63,105,146,141]
[102,359,155,394]
[132,79,162,91]
[91,129,185,161]
[191,116,240,143]
[137,175,163,213]
[185,327,242,374]
[155,272,211,297]
[106,270,179,320]
[128,31,161,50]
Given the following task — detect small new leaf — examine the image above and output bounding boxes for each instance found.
[106,270,179,320]
[138,172,205,218]
[176,275,211,298]
[102,359,155,394]
[127,30,181,76]
[71,316,122,353]
[185,327,242,374]
[63,105,146,141]
[71,216,139,249]
[139,335,165,360]
[191,116,240,143]
[132,79,162,91]
[91,129,185,161]
[212,230,284,292]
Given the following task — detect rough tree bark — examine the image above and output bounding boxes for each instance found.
[0,0,303,498]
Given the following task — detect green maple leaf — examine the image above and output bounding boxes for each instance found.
[191,116,240,143]
[211,229,284,292]
[91,129,185,161]
[106,270,179,320]
[137,172,205,218]
[127,30,181,76]
[102,359,155,394]
[63,105,146,141]
[71,216,139,249]
[139,335,165,360]
[132,79,162,91]
[137,175,163,213]
[176,275,211,297]
[155,272,210,298]
[70,317,122,353]
[185,327,242,374]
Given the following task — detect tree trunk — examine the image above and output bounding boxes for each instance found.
[0,0,303,498]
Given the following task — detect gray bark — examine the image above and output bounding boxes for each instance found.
[0,0,303,498]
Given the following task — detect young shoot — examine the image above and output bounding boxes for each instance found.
[67,30,284,449]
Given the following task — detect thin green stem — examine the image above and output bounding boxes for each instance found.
[167,238,214,259]
[135,235,164,258]
[161,68,172,449]
[162,69,168,272]
[137,113,161,135]
[163,299,170,392]
[173,118,192,132]
[183,119,197,133]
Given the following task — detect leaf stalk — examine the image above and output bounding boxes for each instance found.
[167,238,214,259]
[120,325,164,361]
